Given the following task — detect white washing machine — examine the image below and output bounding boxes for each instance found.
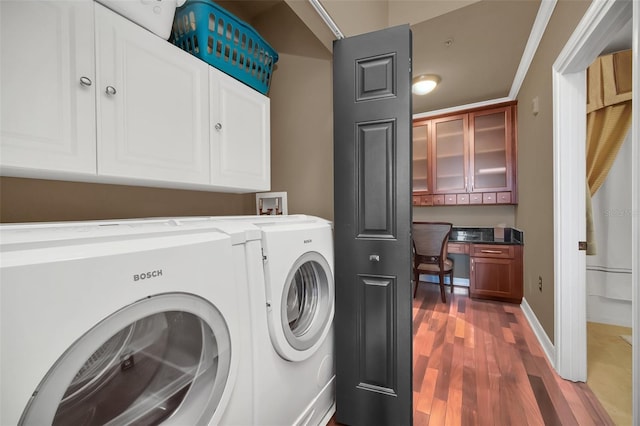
[211,215,336,426]
[0,221,247,425]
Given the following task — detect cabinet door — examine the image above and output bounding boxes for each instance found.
[412,120,430,193]
[95,4,210,185]
[0,1,96,175]
[470,245,522,303]
[431,114,468,193]
[209,69,270,192]
[469,106,512,192]
[470,257,516,300]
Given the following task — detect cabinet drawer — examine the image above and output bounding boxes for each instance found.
[448,242,469,254]
[457,193,469,204]
[470,244,514,258]
[445,194,457,205]
[469,193,483,204]
[413,195,422,206]
[433,195,445,205]
[482,193,497,204]
[497,192,511,203]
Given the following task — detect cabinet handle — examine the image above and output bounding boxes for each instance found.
[214,123,222,131]
[79,76,92,87]
[105,86,117,96]
[369,254,380,262]
[480,249,502,254]
[471,176,475,191]
[471,258,474,272]
[464,176,468,191]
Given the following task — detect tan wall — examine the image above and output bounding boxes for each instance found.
[0,177,254,223]
[323,1,388,37]
[268,53,334,221]
[413,205,515,227]
[516,0,592,343]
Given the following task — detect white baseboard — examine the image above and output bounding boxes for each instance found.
[521,297,556,368]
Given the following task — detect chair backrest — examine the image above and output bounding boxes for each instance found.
[412,222,453,258]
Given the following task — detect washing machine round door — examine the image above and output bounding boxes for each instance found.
[19,293,232,426]
[275,251,334,361]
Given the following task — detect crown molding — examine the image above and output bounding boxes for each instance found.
[509,0,558,98]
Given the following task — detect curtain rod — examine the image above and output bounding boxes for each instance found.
[308,0,344,39]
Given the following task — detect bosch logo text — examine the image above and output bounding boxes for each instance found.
[134,270,163,282]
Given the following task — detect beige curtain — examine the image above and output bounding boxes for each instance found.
[585,49,632,255]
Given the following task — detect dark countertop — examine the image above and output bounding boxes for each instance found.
[449,226,524,245]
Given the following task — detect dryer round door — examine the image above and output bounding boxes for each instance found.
[19,293,233,426]
[270,251,334,362]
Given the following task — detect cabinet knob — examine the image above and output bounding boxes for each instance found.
[215,123,222,131]
[369,254,380,262]
[105,86,117,96]
[79,76,92,87]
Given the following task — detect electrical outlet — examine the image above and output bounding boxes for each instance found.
[538,275,543,292]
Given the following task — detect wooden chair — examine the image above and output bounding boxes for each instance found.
[412,222,454,302]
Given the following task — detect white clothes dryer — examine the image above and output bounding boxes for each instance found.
[210,215,336,426]
[0,222,243,426]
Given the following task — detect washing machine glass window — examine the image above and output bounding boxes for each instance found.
[20,293,231,426]
[282,251,334,351]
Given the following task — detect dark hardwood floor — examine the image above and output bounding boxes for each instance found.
[330,283,614,425]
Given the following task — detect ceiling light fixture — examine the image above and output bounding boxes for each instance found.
[412,74,441,95]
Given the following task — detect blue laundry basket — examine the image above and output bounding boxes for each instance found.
[171,0,278,95]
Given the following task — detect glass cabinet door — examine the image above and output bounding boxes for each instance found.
[412,121,430,193]
[431,115,468,193]
[470,107,512,192]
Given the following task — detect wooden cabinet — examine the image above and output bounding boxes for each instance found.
[412,102,517,205]
[1,1,270,193]
[470,244,523,303]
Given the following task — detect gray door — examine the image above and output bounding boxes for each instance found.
[333,24,413,426]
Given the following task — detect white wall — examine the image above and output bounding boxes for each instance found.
[586,130,633,327]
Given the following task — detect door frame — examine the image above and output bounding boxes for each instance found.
[552,0,638,416]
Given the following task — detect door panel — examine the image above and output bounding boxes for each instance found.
[357,120,396,237]
[210,69,270,191]
[96,4,209,185]
[412,121,430,193]
[469,107,512,192]
[0,0,96,175]
[333,24,412,426]
[432,114,468,193]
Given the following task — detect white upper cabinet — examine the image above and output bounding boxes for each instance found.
[95,3,210,185]
[1,1,270,193]
[210,68,270,192]
[0,1,97,176]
